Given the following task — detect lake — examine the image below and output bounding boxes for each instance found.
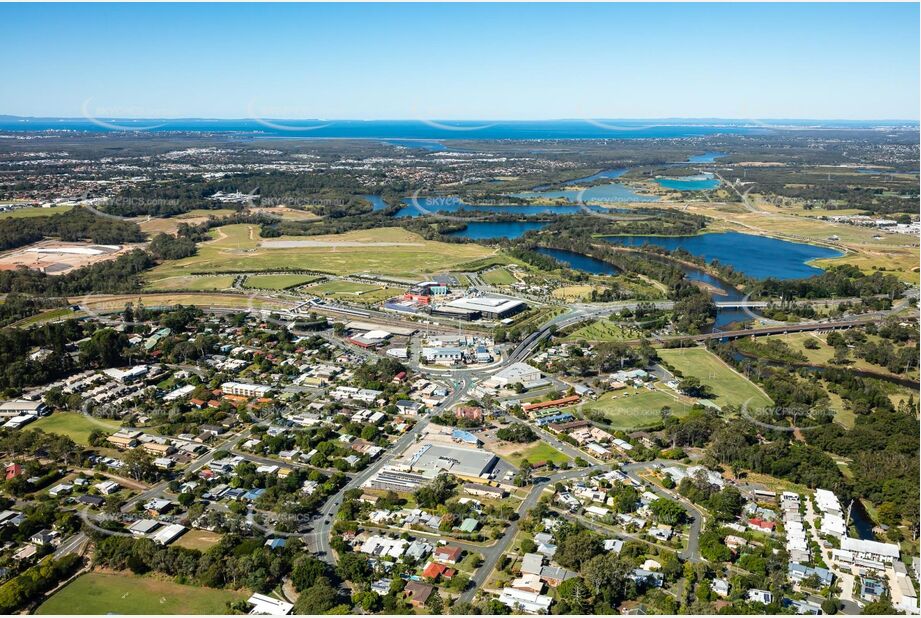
[656,173,721,191]
[446,221,548,240]
[364,195,389,211]
[604,232,843,280]
[535,247,621,274]
[511,181,657,204]
[395,198,606,218]
[530,168,628,191]
[686,151,727,163]
[383,139,447,151]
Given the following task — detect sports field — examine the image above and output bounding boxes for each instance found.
[658,347,773,409]
[36,572,247,615]
[31,413,122,445]
[145,275,236,292]
[306,280,403,304]
[242,274,320,290]
[481,268,516,285]
[145,225,494,282]
[575,387,693,430]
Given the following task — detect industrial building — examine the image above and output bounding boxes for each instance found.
[437,296,527,320]
[404,443,498,480]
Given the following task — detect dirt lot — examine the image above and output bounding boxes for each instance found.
[0,240,139,275]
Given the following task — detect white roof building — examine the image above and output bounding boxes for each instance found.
[839,537,900,563]
[485,362,542,388]
[247,593,293,616]
[498,587,553,614]
[151,523,186,545]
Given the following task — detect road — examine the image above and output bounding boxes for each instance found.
[312,373,474,563]
[622,460,705,563]
[53,532,90,559]
[458,465,605,604]
[120,429,252,514]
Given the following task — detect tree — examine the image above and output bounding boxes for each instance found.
[426,591,444,614]
[123,448,156,482]
[555,530,603,570]
[821,597,840,615]
[581,553,631,605]
[649,498,686,525]
[293,577,340,614]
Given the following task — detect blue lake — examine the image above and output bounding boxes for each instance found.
[530,168,628,191]
[395,198,601,218]
[383,139,447,151]
[686,151,727,163]
[535,247,621,274]
[511,181,657,204]
[656,173,721,191]
[446,221,548,240]
[364,195,389,211]
[604,232,843,280]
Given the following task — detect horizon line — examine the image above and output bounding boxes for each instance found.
[1,114,918,124]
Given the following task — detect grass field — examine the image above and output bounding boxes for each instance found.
[173,529,223,551]
[564,319,640,342]
[175,208,238,219]
[551,285,594,301]
[242,274,321,290]
[145,225,494,282]
[0,205,73,219]
[306,280,402,304]
[759,332,917,379]
[658,347,773,409]
[80,293,292,313]
[576,387,694,430]
[145,275,237,292]
[481,268,516,285]
[31,413,122,445]
[505,442,569,467]
[36,572,247,615]
[11,307,81,328]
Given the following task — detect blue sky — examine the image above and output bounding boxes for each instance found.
[3,3,918,120]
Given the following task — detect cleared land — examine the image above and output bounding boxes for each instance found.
[658,347,773,409]
[551,285,594,301]
[31,413,122,445]
[504,442,569,467]
[0,241,134,276]
[174,529,223,551]
[0,205,73,219]
[146,225,494,282]
[36,572,247,615]
[564,319,642,342]
[576,387,694,430]
[242,273,321,290]
[79,293,292,313]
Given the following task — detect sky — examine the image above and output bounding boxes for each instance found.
[3,3,919,120]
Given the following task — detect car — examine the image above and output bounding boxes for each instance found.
[324,518,330,524]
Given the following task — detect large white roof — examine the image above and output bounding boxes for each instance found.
[840,537,900,559]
